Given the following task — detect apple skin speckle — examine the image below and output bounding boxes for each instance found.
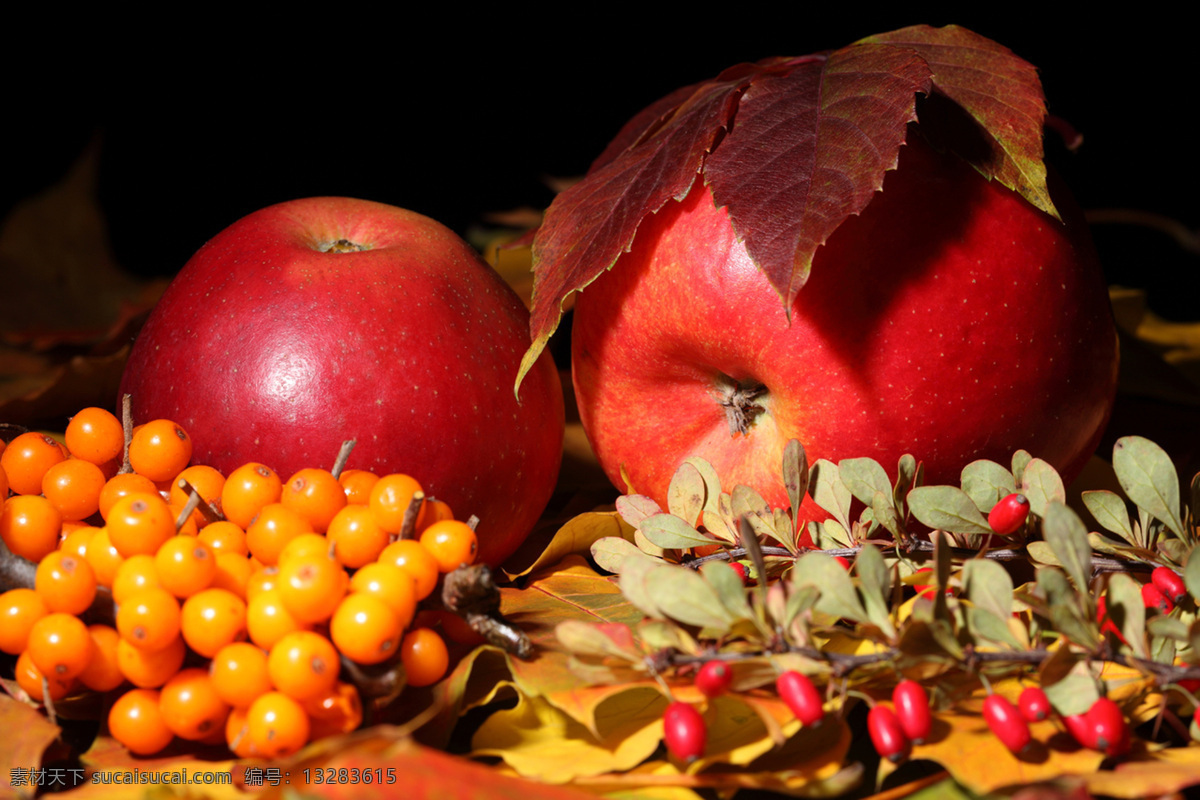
[120,197,563,567]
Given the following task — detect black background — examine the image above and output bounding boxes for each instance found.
[5,11,1196,317]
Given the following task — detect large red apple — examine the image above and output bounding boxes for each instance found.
[120,197,563,566]
[570,131,1118,509]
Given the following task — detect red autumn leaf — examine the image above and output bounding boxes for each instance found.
[519,24,1053,388]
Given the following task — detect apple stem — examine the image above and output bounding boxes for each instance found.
[715,374,768,436]
[330,439,357,479]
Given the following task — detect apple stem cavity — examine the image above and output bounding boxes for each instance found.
[318,238,370,253]
[715,374,768,436]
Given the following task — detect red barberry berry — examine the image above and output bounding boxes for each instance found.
[1151,566,1187,604]
[728,562,748,584]
[988,493,1030,536]
[1142,583,1175,615]
[1095,594,1127,645]
[892,680,932,744]
[662,701,706,762]
[777,670,824,726]
[1087,697,1130,757]
[1062,713,1098,749]
[695,661,733,698]
[1018,686,1052,722]
[868,705,909,763]
[983,694,1031,754]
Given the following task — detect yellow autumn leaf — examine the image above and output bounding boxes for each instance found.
[472,690,666,783]
[1083,745,1200,798]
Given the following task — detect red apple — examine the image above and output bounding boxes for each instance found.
[119,197,563,567]
[571,132,1117,510]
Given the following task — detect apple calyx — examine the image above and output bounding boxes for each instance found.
[715,374,767,436]
[319,238,370,253]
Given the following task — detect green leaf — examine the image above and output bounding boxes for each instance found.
[1024,540,1060,568]
[960,459,1016,513]
[1186,546,1200,602]
[855,544,896,638]
[1082,490,1135,544]
[701,560,755,622]
[1011,450,1032,486]
[1113,436,1186,538]
[590,536,655,575]
[647,564,734,630]
[790,551,870,625]
[1042,502,1091,592]
[614,494,662,528]
[1106,572,1147,658]
[906,485,992,535]
[1037,567,1097,650]
[683,456,724,517]
[617,556,665,619]
[666,462,706,527]
[871,490,905,540]
[894,454,918,516]
[963,558,1013,621]
[839,457,892,508]
[1019,458,1065,518]
[783,439,808,527]
[810,519,852,550]
[810,459,852,531]
[966,606,1022,649]
[1043,670,1100,717]
[638,513,713,550]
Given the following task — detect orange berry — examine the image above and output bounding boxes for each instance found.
[419,519,478,572]
[338,469,378,505]
[109,688,175,755]
[181,588,248,658]
[79,624,124,692]
[400,627,450,687]
[42,458,106,521]
[267,630,340,701]
[16,649,75,702]
[245,565,280,602]
[155,536,217,598]
[326,505,389,568]
[117,635,185,688]
[1,432,66,495]
[1,495,63,562]
[303,681,363,739]
[348,562,417,630]
[26,612,94,681]
[221,462,282,530]
[34,550,97,615]
[277,553,348,624]
[246,691,310,758]
[128,419,193,483]
[246,503,313,566]
[169,465,226,529]
[277,532,335,565]
[225,707,257,758]
[59,524,95,558]
[65,407,125,466]
[98,472,159,521]
[415,498,454,533]
[106,492,176,557]
[209,642,272,708]
[84,527,125,587]
[0,463,7,499]
[159,667,231,741]
[0,587,49,654]
[111,553,162,605]
[199,520,248,555]
[368,474,423,534]
[378,539,439,600]
[116,587,181,651]
[329,593,401,665]
[281,468,347,534]
[247,589,309,650]
[211,551,254,597]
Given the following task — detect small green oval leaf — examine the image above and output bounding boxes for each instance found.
[839,457,892,508]
[1113,436,1186,538]
[1081,490,1135,544]
[1020,458,1065,517]
[961,459,1016,513]
[649,564,733,630]
[1042,502,1092,592]
[639,513,713,550]
[906,485,992,535]
[667,461,706,527]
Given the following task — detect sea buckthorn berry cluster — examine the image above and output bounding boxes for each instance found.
[1,409,479,760]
